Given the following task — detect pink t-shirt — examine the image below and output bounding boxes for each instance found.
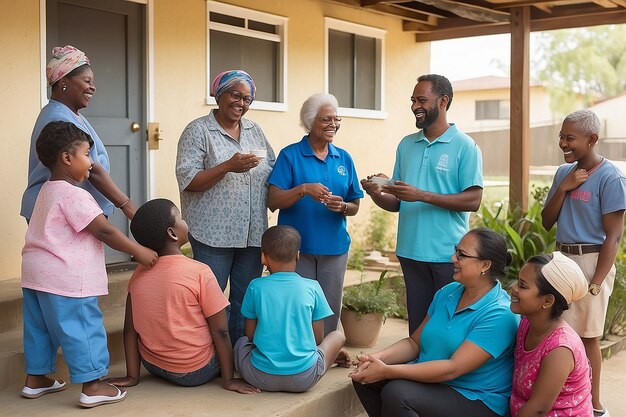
[510,317,592,417]
[128,255,229,373]
[21,181,106,297]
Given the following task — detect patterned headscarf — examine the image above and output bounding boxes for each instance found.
[210,70,256,101]
[46,45,90,86]
[541,251,588,304]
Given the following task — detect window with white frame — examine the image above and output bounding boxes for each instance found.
[475,100,509,120]
[325,18,385,118]
[206,1,288,111]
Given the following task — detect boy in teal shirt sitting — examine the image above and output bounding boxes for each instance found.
[234,225,350,392]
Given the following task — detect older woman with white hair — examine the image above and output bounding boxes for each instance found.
[267,93,363,334]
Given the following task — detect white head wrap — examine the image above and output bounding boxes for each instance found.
[540,252,588,304]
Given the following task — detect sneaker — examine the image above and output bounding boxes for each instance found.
[593,404,610,417]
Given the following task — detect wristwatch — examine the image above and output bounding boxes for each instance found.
[589,283,602,296]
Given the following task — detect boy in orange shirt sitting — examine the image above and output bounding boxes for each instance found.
[107,199,259,394]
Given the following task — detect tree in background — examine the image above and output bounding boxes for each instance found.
[534,25,626,114]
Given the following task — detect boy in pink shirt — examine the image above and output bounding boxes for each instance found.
[107,199,258,393]
[21,121,157,408]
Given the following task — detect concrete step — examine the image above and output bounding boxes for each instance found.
[0,306,126,391]
[0,271,132,333]
[0,319,409,417]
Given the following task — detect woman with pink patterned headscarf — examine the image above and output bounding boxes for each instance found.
[176,69,275,345]
[21,45,137,222]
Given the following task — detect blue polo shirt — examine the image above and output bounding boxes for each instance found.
[241,272,333,375]
[268,136,364,255]
[393,124,483,262]
[418,281,519,416]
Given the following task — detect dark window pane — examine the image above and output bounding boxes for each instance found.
[209,12,245,27]
[329,30,354,108]
[210,30,278,102]
[354,35,376,110]
[476,100,509,120]
[248,20,276,34]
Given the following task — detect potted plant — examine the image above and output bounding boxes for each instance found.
[341,270,401,347]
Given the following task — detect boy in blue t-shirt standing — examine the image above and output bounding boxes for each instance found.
[234,225,350,392]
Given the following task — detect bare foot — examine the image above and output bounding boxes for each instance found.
[24,375,63,389]
[82,380,125,397]
[334,349,352,368]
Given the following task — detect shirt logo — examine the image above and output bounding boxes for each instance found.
[436,154,449,172]
[570,190,592,203]
[337,165,347,176]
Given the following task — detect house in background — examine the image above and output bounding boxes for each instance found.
[449,76,558,133]
[448,76,626,177]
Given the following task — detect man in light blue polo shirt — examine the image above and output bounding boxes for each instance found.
[362,74,483,333]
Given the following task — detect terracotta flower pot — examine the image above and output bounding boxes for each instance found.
[340,308,384,347]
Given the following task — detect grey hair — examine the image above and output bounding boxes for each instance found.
[564,109,601,136]
[300,93,339,132]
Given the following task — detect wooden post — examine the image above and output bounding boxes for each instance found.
[509,7,530,212]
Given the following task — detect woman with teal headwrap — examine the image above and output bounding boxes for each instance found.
[176,70,275,345]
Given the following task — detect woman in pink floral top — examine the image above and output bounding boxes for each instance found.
[510,252,592,417]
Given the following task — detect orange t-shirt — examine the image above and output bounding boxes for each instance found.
[128,255,229,373]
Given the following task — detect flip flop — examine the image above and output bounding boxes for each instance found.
[21,380,67,399]
[78,385,127,408]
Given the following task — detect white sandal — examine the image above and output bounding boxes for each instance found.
[78,384,127,408]
[21,380,66,399]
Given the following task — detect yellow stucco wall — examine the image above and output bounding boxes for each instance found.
[0,0,429,281]
[0,0,41,281]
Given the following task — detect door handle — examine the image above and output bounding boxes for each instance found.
[130,122,140,133]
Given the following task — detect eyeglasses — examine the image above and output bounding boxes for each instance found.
[454,245,482,261]
[228,90,253,106]
[318,116,342,125]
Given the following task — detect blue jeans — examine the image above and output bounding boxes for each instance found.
[188,234,263,345]
[141,355,220,387]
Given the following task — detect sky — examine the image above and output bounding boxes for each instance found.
[430,33,539,81]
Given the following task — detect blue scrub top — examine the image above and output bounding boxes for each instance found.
[268,136,363,255]
[419,281,520,416]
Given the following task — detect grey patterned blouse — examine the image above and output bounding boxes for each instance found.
[176,111,275,248]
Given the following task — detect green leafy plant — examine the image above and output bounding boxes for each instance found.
[347,242,366,272]
[477,184,556,286]
[342,270,401,320]
[365,206,396,251]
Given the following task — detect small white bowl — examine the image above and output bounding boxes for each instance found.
[370,176,392,189]
[249,149,267,158]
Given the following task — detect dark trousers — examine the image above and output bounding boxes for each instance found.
[352,379,505,417]
[398,257,454,334]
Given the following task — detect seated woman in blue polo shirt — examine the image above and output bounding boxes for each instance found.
[267,93,363,335]
[350,228,520,417]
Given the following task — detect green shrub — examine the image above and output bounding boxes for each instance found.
[347,242,366,272]
[365,206,396,251]
[477,184,556,287]
[342,270,401,320]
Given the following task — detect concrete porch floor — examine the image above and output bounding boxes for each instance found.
[0,268,624,416]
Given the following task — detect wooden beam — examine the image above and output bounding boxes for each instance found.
[609,0,626,8]
[413,22,510,41]
[360,0,405,6]
[414,0,510,22]
[492,0,571,9]
[393,2,456,18]
[370,3,437,23]
[593,0,619,7]
[509,6,530,212]
[531,8,626,31]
